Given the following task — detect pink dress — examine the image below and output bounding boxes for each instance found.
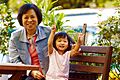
[46,48,71,80]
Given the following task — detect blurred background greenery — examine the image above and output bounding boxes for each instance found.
[0,0,119,12]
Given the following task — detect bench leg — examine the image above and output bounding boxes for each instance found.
[8,71,26,80]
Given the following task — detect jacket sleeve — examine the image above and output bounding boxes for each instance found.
[8,32,22,63]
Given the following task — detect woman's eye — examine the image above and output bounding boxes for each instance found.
[24,16,28,19]
[31,15,35,18]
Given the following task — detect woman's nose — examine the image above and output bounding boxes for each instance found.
[28,17,32,21]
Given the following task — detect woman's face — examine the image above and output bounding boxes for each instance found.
[55,37,69,53]
[22,9,38,31]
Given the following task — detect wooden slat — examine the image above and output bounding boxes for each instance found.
[80,46,112,54]
[70,64,103,73]
[0,63,39,70]
[69,72,98,80]
[0,70,25,74]
[70,55,106,63]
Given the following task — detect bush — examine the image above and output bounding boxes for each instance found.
[0,3,15,55]
[96,7,120,79]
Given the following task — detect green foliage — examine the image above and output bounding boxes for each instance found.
[0,0,8,3]
[96,11,120,63]
[96,7,120,79]
[40,0,70,31]
[8,0,25,13]
[0,3,15,55]
[113,0,120,7]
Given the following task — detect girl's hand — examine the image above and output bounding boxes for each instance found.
[31,70,44,80]
[51,24,56,33]
[78,33,84,44]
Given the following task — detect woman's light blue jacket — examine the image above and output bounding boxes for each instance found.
[8,26,51,74]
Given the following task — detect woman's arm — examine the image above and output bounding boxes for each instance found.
[47,25,56,55]
[70,33,84,57]
[8,32,23,63]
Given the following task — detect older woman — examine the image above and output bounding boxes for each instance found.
[8,3,50,80]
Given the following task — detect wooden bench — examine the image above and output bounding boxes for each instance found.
[0,63,39,80]
[69,45,113,80]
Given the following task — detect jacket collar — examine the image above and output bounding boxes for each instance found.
[36,26,47,42]
[19,26,47,43]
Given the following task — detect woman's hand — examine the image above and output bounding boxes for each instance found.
[31,70,44,80]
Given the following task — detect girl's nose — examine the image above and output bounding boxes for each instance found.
[61,41,64,44]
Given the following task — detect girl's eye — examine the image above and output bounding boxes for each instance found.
[64,41,67,42]
[58,41,61,42]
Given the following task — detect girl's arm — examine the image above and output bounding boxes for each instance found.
[70,33,84,57]
[47,25,56,55]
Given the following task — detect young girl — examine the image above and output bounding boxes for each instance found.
[46,25,84,80]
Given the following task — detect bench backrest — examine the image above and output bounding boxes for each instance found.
[70,46,113,80]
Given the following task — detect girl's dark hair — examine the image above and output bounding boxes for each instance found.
[53,31,75,52]
[17,3,42,26]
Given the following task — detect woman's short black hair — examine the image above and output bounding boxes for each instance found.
[17,3,42,26]
[53,31,75,52]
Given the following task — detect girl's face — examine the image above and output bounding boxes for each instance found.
[55,36,69,54]
[22,9,38,32]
